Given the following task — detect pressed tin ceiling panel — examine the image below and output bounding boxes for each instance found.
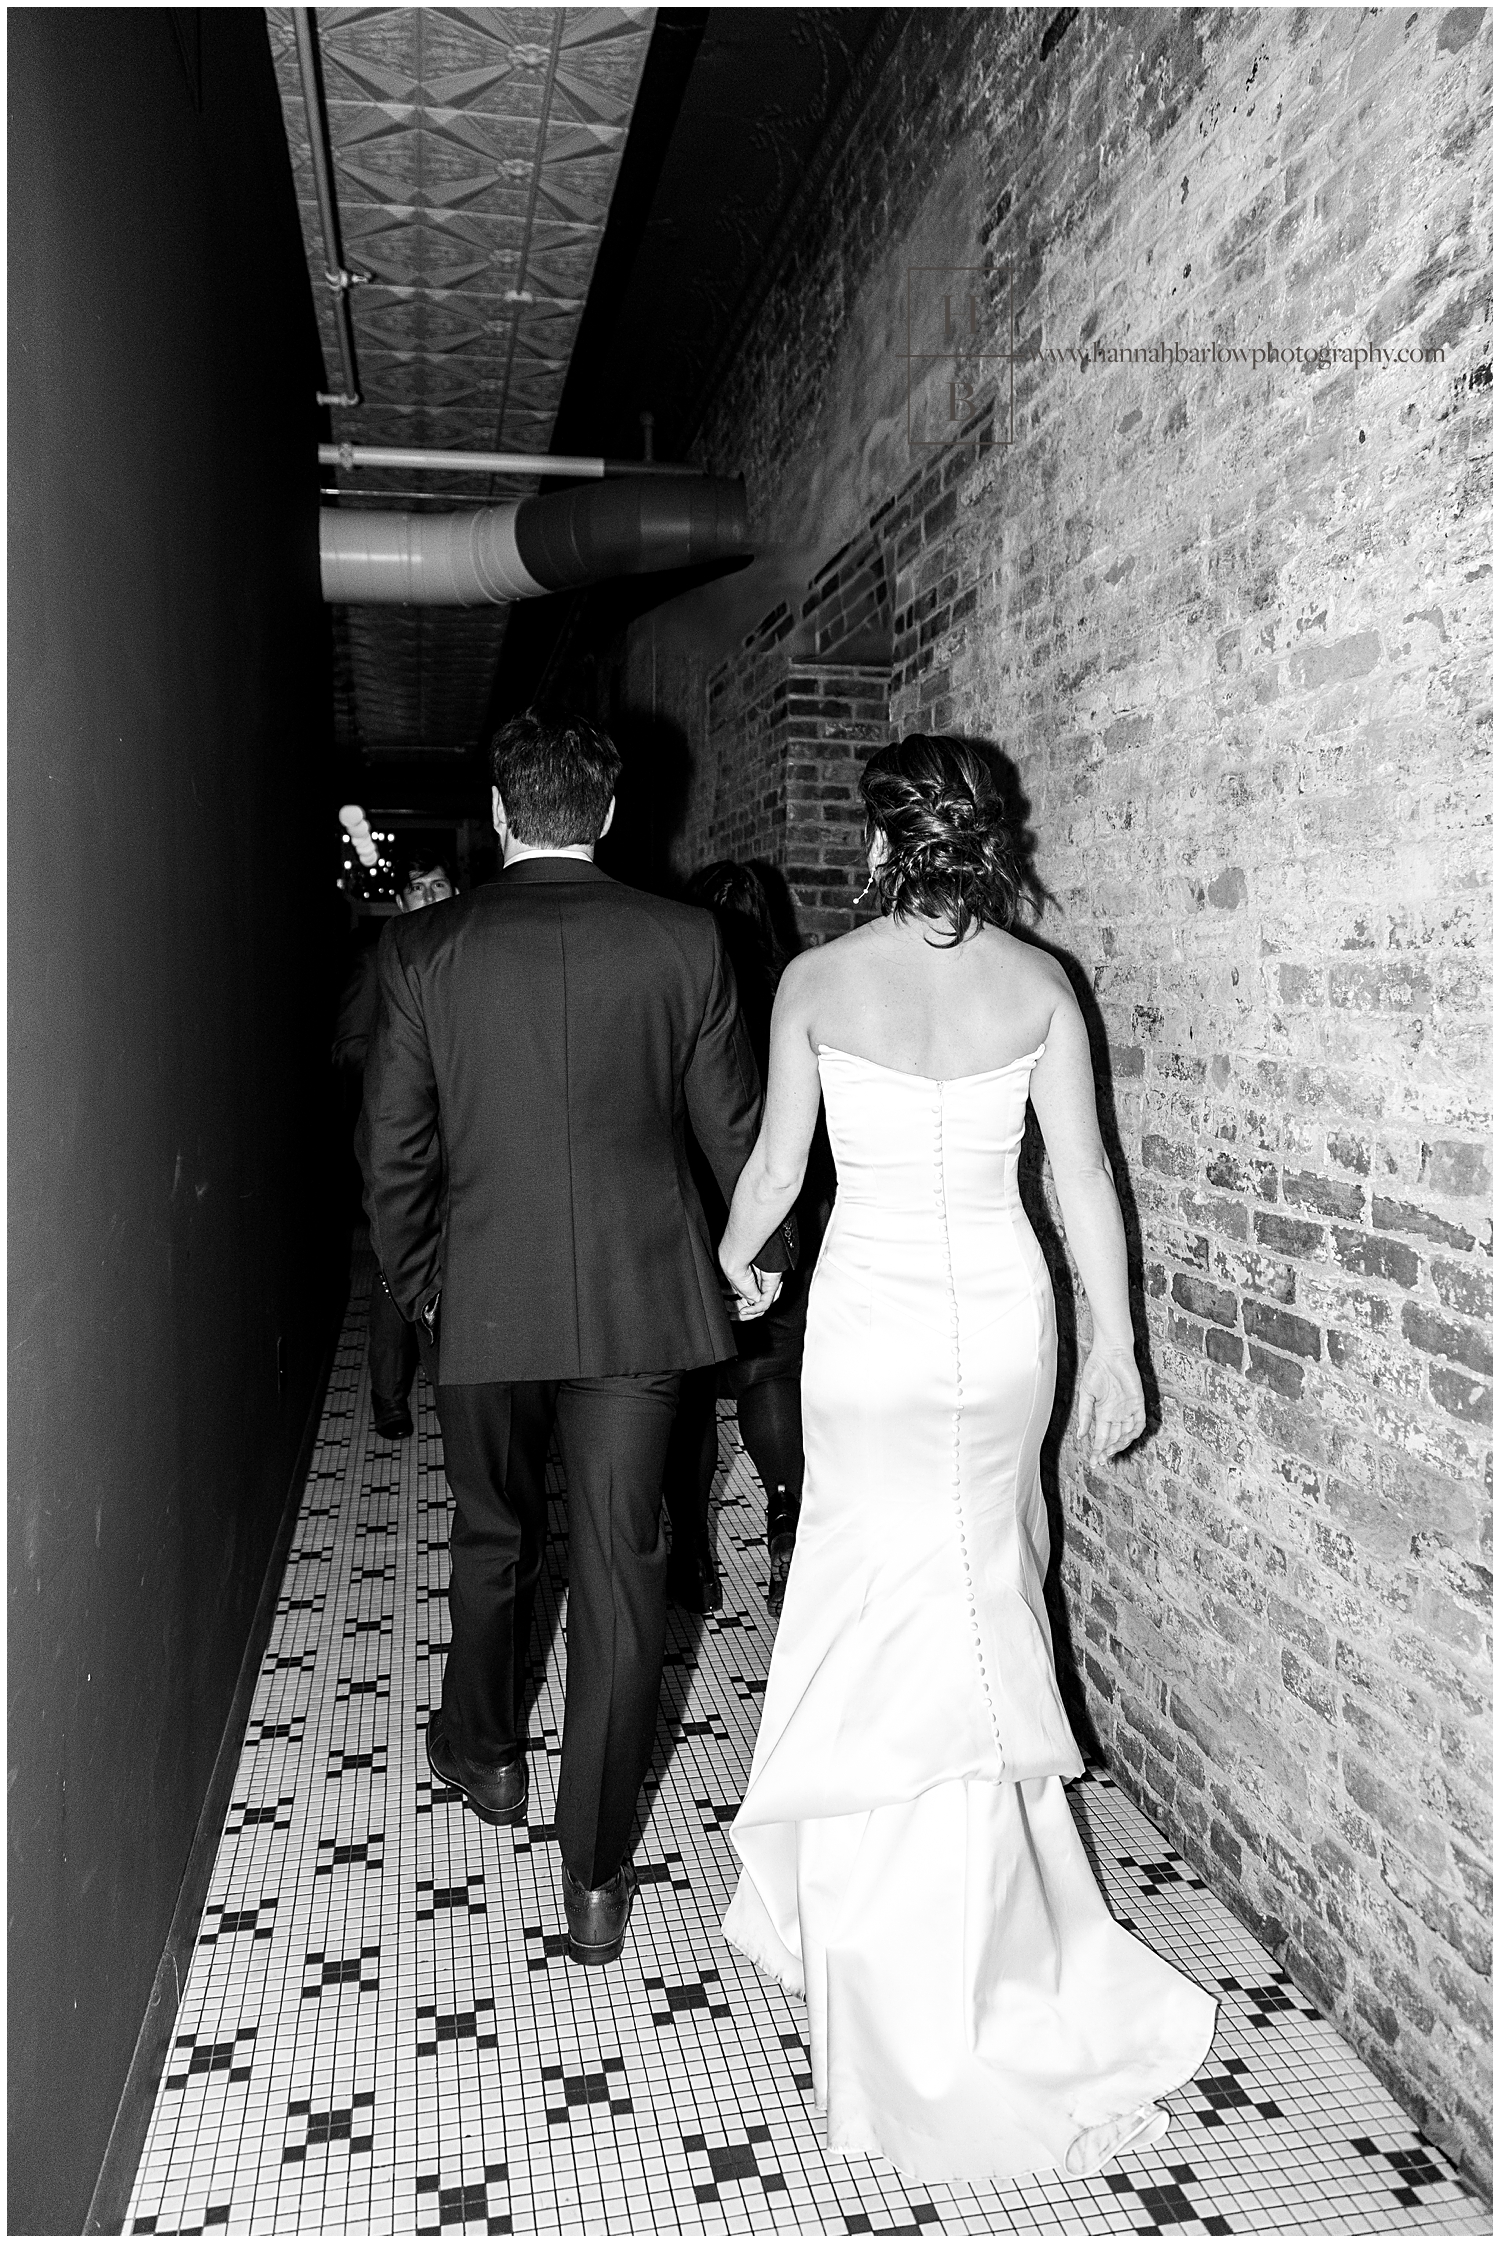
[265,6,654,755]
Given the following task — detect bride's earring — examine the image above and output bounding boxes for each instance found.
[855,832,885,907]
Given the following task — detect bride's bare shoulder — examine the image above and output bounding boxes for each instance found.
[782,923,875,984]
[769,943,822,1014]
[772,925,872,1028]
[999,928,1073,991]
[989,929,1078,1033]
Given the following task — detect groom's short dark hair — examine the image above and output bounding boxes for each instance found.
[490,711,622,848]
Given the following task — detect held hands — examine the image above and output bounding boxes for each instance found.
[719,1248,783,1322]
[1076,1340,1147,1458]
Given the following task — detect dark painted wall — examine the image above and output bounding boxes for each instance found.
[8,13,342,2231]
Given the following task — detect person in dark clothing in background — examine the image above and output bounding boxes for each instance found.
[333,853,457,1439]
[333,855,458,1071]
[662,861,835,1618]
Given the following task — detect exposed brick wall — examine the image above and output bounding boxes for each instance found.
[560,3,1494,2186]
[781,668,890,943]
[687,655,889,943]
[693,6,993,539]
[800,532,893,664]
[909,26,1494,2190]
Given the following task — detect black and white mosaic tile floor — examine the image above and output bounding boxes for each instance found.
[126,1256,1486,2237]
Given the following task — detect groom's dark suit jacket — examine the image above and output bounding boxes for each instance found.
[360,856,787,1386]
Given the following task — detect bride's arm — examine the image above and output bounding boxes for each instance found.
[1027,981,1148,1457]
[719,955,823,1315]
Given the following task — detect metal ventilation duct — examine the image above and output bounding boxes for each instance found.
[320,476,751,606]
[264,7,657,748]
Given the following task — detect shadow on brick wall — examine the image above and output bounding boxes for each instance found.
[969,737,1052,928]
[964,738,1156,1765]
[1018,953,1156,1769]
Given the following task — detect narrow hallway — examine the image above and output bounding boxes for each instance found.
[12,13,1490,2232]
[123,1254,1484,2238]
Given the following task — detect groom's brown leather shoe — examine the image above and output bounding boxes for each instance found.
[562,1860,638,1965]
[425,1715,528,1826]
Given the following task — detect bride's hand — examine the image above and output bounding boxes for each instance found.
[1076,1341,1146,1457]
[719,1250,781,1322]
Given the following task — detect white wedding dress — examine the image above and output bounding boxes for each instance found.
[724,1044,1217,2183]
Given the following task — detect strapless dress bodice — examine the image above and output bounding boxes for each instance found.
[815,1042,1041,1223]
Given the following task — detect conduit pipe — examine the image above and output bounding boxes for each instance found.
[318,444,704,481]
[320,474,751,606]
[293,7,362,409]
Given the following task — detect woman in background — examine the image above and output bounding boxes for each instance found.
[662,861,833,1617]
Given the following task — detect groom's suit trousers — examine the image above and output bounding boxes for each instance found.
[433,1365,681,1890]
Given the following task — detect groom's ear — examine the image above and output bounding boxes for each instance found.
[599,795,616,841]
[491,786,507,844]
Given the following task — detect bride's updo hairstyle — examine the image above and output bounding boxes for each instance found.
[859,734,1026,947]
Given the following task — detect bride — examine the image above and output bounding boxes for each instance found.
[716,734,1216,2183]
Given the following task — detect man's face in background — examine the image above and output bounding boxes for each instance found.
[400,866,455,912]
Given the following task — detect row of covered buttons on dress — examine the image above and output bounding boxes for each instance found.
[933,1083,1003,1761]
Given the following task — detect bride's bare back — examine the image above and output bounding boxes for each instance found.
[792,914,1067,1081]
[722,904,1145,1463]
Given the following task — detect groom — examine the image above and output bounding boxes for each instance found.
[360,710,787,1964]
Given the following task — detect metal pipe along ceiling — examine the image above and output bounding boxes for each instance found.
[318,445,706,481]
[292,8,361,409]
[320,476,753,607]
